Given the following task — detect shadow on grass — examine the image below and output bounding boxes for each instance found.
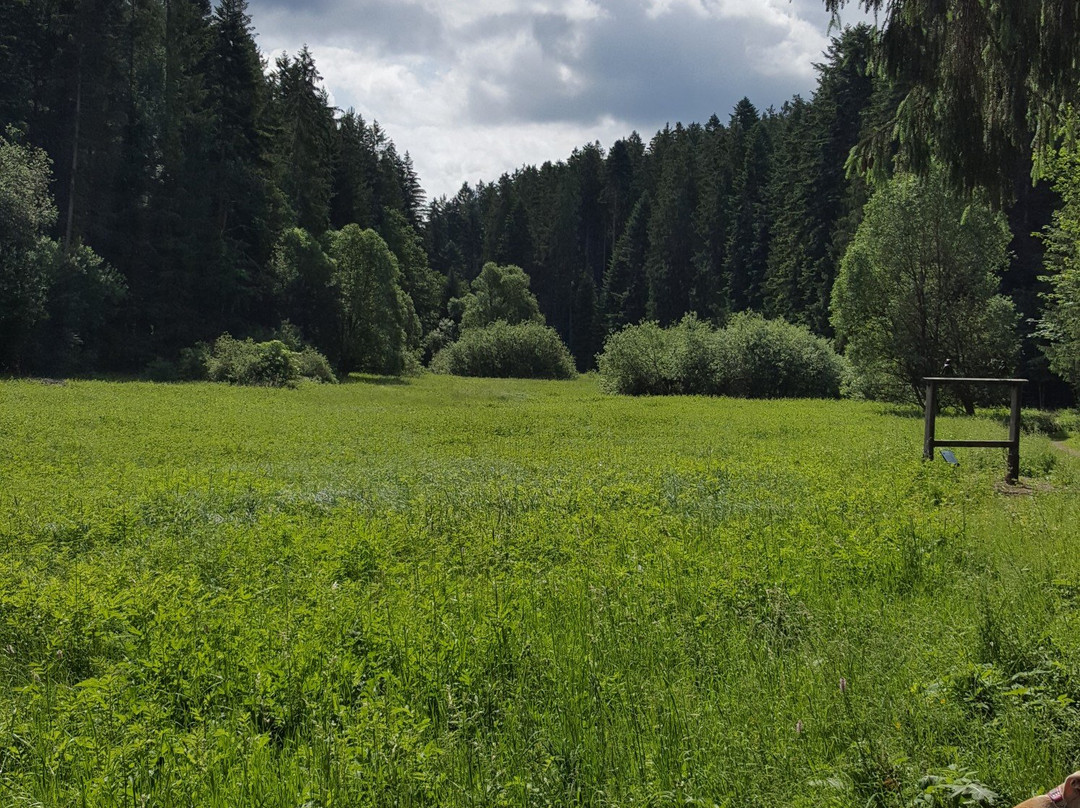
[342,374,411,386]
[879,403,924,419]
[987,410,1069,440]
[881,401,1070,439]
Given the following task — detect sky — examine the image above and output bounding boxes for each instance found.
[248,0,872,201]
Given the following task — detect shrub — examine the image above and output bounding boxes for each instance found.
[722,312,849,399]
[206,336,298,387]
[596,320,681,395]
[295,345,337,383]
[175,335,337,387]
[668,315,731,396]
[597,313,849,398]
[430,320,576,380]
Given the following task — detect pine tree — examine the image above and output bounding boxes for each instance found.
[271,46,335,235]
[692,114,733,319]
[646,124,699,324]
[601,194,651,331]
[331,110,378,229]
[202,0,278,336]
[723,100,772,313]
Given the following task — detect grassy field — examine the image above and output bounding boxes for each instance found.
[0,375,1078,807]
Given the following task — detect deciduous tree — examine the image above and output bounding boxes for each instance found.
[331,224,419,375]
[831,167,1019,407]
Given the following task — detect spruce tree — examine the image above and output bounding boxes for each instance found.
[272,46,335,236]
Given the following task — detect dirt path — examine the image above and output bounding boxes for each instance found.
[1051,440,1080,458]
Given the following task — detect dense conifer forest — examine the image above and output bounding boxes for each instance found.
[1,0,1077,405]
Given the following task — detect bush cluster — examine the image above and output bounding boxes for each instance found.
[150,335,337,386]
[430,320,577,380]
[205,336,300,387]
[597,313,849,398]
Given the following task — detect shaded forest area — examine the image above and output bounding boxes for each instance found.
[0,0,1071,403]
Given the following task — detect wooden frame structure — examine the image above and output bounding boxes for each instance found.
[922,377,1027,483]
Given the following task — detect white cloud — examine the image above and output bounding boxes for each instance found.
[249,0,855,199]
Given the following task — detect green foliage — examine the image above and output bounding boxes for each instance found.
[295,345,338,383]
[601,193,651,332]
[913,768,1001,808]
[458,262,544,330]
[206,335,300,387]
[0,376,1077,806]
[430,320,576,379]
[646,125,699,323]
[270,228,338,353]
[330,224,420,375]
[0,133,57,363]
[421,316,460,364]
[764,27,876,334]
[594,319,692,396]
[831,169,1019,405]
[597,313,849,398]
[0,130,55,246]
[1039,139,1080,396]
[271,47,335,235]
[0,132,124,371]
[196,334,336,387]
[178,343,212,381]
[0,1,430,374]
[825,0,1080,200]
[380,209,445,335]
[28,240,126,372]
[723,312,851,398]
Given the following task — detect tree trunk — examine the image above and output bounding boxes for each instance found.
[65,50,83,252]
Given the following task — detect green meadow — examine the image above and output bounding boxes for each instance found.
[0,375,1077,807]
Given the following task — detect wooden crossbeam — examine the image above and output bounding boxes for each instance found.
[922,377,1027,483]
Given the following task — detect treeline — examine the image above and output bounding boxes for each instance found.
[427,28,879,370]
[1,0,428,373]
[0,3,1074,402]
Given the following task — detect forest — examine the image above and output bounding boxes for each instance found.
[2,0,1079,406]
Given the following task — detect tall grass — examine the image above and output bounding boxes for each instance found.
[0,376,1076,806]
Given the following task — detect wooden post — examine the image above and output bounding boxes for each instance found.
[923,379,938,460]
[1007,382,1022,484]
[921,377,1026,483]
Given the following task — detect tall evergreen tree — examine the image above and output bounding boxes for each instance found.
[202,0,278,335]
[646,124,699,324]
[331,110,377,230]
[692,114,733,319]
[723,100,772,313]
[601,193,651,331]
[766,26,876,333]
[271,46,335,235]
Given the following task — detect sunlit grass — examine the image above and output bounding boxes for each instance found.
[0,375,1077,807]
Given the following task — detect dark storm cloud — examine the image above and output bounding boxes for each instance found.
[243,0,847,197]
[251,0,446,56]
[464,2,819,127]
